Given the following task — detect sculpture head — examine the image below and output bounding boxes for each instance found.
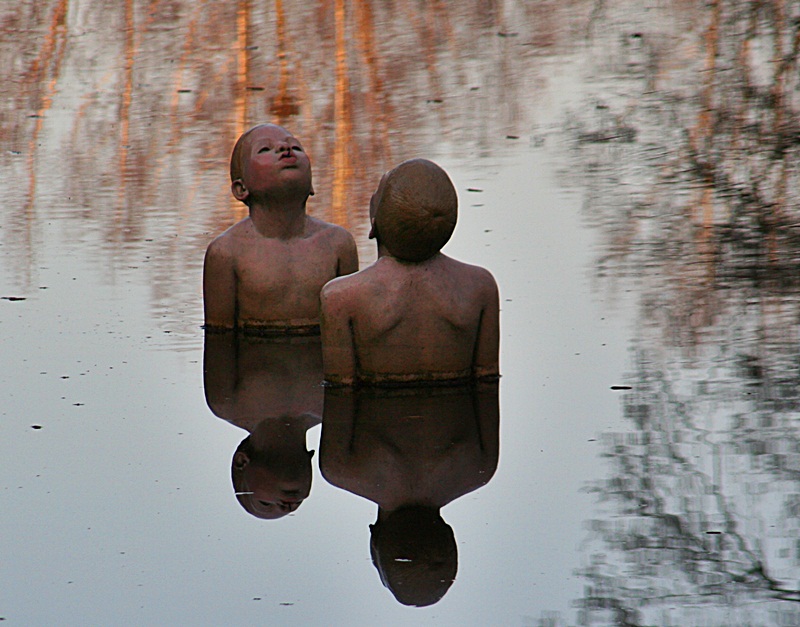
[230,124,314,206]
[370,159,458,262]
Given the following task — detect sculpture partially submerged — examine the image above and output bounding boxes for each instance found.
[203,124,358,335]
[321,159,500,386]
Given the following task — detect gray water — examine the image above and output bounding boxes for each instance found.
[3,1,800,625]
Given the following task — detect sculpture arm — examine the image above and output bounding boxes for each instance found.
[203,238,237,331]
[473,272,500,381]
[320,280,358,386]
[337,232,360,277]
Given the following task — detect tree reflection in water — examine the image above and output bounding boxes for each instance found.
[1,0,581,319]
[567,0,800,623]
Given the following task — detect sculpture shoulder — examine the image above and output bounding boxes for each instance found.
[441,254,496,280]
[321,268,362,301]
[472,265,499,301]
[306,216,355,244]
[420,255,497,299]
[321,264,381,309]
[205,218,253,258]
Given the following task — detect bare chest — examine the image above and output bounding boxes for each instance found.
[235,237,339,298]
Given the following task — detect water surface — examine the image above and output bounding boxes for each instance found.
[3,1,800,625]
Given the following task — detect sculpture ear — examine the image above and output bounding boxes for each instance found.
[231,179,249,202]
[233,451,250,470]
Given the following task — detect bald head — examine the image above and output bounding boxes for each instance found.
[231,124,266,182]
[373,159,458,262]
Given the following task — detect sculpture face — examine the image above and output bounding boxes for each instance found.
[234,124,313,203]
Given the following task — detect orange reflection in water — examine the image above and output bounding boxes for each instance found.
[24,0,69,217]
[270,0,300,121]
[331,0,353,228]
[117,0,135,222]
[2,0,567,307]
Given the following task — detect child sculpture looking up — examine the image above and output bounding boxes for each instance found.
[204,124,358,335]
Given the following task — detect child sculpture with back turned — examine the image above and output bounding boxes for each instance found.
[204,123,358,335]
[320,158,500,386]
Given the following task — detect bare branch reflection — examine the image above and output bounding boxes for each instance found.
[1,0,578,332]
[565,1,800,623]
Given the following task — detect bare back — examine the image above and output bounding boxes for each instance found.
[321,253,499,385]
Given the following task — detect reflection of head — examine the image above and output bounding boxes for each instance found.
[231,434,313,520]
[373,159,458,262]
[369,505,458,606]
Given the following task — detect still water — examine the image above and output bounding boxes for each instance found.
[3,1,800,625]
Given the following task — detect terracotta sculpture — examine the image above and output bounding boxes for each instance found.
[204,124,358,335]
[321,158,499,386]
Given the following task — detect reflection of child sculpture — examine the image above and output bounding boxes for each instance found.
[321,158,500,385]
[204,124,359,335]
[204,333,323,519]
[320,385,500,606]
